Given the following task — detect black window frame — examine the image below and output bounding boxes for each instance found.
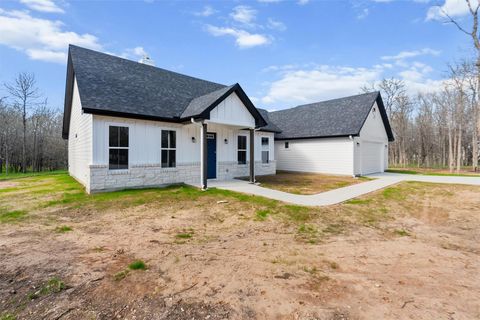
[108,125,129,170]
[261,136,269,164]
[161,130,176,168]
[285,141,289,149]
[237,135,247,165]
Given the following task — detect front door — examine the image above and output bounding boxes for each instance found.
[207,132,217,179]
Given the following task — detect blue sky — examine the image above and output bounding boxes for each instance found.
[0,0,474,111]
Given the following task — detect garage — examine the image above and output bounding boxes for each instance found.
[360,141,384,175]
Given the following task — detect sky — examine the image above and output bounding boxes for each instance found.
[0,0,476,112]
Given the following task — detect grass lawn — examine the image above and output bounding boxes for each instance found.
[388,167,480,177]
[0,170,67,181]
[251,171,372,195]
[0,173,479,319]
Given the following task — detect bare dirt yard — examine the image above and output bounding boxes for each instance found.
[0,173,479,319]
[250,171,372,195]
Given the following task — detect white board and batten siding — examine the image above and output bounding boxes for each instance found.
[92,116,201,166]
[68,77,92,185]
[354,102,389,175]
[275,138,354,175]
[208,92,255,128]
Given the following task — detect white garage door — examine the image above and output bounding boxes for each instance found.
[361,142,384,175]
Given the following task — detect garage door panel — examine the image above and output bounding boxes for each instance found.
[361,142,383,174]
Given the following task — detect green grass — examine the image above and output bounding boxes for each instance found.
[394,229,411,236]
[0,210,27,223]
[128,260,147,270]
[55,225,72,233]
[387,168,480,177]
[255,209,271,221]
[175,232,193,239]
[297,223,319,244]
[0,314,16,320]
[345,198,371,205]
[114,270,129,281]
[382,186,407,201]
[28,277,66,300]
[0,170,67,181]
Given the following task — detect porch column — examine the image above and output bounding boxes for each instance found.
[249,128,255,183]
[201,123,208,190]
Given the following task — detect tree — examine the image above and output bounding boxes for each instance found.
[4,73,40,173]
[441,0,480,171]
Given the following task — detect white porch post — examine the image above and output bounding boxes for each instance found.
[249,128,255,183]
[200,122,208,190]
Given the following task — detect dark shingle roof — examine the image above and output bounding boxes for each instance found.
[63,45,267,138]
[257,109,282,133]
[267,92,394,141]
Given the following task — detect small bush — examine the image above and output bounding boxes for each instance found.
[128,260,147,270]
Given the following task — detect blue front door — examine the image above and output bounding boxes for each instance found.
[207,132,217,179]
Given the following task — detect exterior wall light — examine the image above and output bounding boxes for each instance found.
[192,137,196,143]
[224,138,228,144]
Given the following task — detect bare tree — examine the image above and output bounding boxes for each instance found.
[4,73,40,173]
[441,0,480,170]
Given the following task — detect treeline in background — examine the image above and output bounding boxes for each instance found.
[363,61,479,173]
[0,73,67,174]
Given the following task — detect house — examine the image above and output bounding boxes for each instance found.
[62,45,393,193]
[62,45,277,193]
[268,92,395,176]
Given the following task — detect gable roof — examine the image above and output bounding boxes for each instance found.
[257,109,282,133]
[62,45,266,138]
[266,92,394,141]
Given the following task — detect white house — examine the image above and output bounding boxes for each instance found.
[62,45,276,193]
[62,45,393,193]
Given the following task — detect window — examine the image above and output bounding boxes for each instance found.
[161,130,176,168]
[261,137,269,164]
[109,126,129,170]
[285,142,289,149]
[237,135,247,165]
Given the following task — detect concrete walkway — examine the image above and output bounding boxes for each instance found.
[209,172,480,206]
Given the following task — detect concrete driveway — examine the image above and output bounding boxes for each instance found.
[209,172,480,206]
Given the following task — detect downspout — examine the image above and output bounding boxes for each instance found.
[349,135,356,178]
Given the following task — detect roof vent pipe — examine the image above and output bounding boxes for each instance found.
[139,55,155,66]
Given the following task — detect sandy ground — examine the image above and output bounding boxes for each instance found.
[0,178,479,319]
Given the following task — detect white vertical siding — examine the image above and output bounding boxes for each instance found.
[92,116,201,165]
[354,102,389,175]
[274,137,354,175]
[208,92,255,128]
[68,76,92,185]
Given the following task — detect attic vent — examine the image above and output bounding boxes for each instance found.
[139,55,155,66]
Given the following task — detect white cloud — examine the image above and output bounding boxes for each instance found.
[257,0,282,3]
[261,65,383,105]
[230,5,257,25]
[121,46,151,61]
[426,0,470,20]
[381,48,441,64]
[205,25,270,48]
[267,18,286,31]
[194,5,216,17]
[20,0,64,13]
[260,61,445,107]
[298,0,310,5]
[0,9,102,63]
[358,8,369,19]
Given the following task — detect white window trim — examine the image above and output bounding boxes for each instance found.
[106,122,131,171]
[261,136,269,164]
[161,129,177,168]
[237,134,248,165]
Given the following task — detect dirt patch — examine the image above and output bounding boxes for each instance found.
[251,170,371,195]
[0,180,19,189]
[1,175,479,319]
